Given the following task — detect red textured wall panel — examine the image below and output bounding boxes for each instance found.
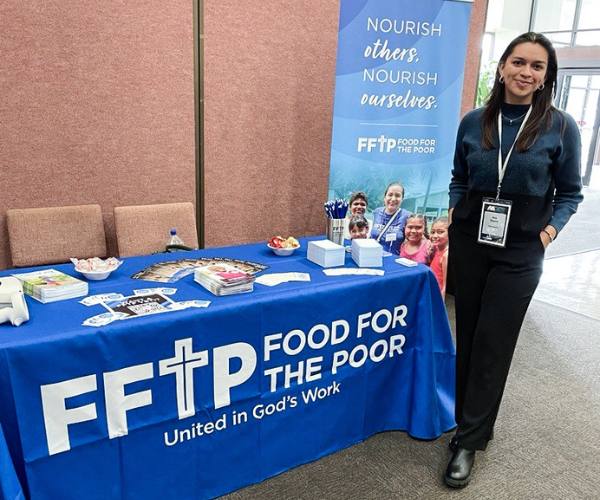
[461,0,488,116]
[202,0,339,247]
[0,1,195,268]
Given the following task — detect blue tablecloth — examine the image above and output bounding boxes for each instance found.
[0,424,24,500]
[0,239,455,499]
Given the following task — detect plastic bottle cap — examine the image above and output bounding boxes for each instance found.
[170,228,177,235]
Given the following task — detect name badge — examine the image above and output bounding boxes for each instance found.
[477,197,512,247]
[385,232,396,242]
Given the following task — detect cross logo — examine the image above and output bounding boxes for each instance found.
[40,338,256,455]
[159,338,208,419]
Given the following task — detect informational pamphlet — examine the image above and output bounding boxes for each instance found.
[12,269,88,303]
[82,292,211,327]
[194,264,255,296]
[323,268,385,277]
[255,272,311,287]
[132,258,267,283]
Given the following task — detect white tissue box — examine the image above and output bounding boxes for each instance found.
[351,239,383,267]
[307,240,345,268]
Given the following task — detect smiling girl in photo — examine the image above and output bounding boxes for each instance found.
[399,214,431,264]
[429,217,449,295]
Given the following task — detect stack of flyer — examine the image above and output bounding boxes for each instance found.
[12,269,88,303]
[307,240,345,268]
[351,239,383,267]
[194,263,254,296]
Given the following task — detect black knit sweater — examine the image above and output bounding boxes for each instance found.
[449,103,583,241]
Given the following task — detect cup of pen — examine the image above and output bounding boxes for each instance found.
[324,199,348,246]
[326,218,345,245]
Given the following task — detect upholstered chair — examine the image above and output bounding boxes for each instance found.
[7,205,107,267]
[113,202,198,257]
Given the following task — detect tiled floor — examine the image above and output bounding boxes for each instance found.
[545,187,600,259]
[534,249,600,321]
[533,185,600,321]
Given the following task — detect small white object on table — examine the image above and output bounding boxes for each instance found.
[71,257,122,281]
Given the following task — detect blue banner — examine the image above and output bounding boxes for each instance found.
[328,0,473,216]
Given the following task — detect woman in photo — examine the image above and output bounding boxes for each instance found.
[370,182,411,255]
[445,32,583,488]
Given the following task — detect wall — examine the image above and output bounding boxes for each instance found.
[0,1,487,268]
[461,0,489,116]
[0,1,196,268]
[202,0,340,247]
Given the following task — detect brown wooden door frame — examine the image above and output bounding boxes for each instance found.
[194,0,205,247]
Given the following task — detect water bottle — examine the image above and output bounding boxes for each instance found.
[167,228,185,247]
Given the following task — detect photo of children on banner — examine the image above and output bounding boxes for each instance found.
[399,214,432,264]
[348,215,370,240]
[429,217,449,296]
[343,192,370,240]
[349,191,368,217]
[370,182,411,255]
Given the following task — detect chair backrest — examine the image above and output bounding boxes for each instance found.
[7,205,107,267]
[114,202,198,257]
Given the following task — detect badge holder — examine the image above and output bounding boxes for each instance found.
[477,106,531,248]
[477,197,512,247]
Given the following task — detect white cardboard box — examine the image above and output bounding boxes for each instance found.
[307,240,345,268]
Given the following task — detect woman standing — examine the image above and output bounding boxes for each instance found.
[446,32,583,488]
[370,182,411,255]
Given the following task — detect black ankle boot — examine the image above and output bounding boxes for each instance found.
[444,447,475,488]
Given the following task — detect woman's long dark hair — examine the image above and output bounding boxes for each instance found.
[482,32,558,152]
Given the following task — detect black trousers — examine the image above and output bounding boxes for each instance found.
[448,225,545,451]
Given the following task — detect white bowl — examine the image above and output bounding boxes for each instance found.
[74,259,122,281]
[267,244,299,256]
[78,269,114,281]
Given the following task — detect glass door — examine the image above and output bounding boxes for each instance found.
[556,70,600,188]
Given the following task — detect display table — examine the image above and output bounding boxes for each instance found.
[0,238,455,500]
